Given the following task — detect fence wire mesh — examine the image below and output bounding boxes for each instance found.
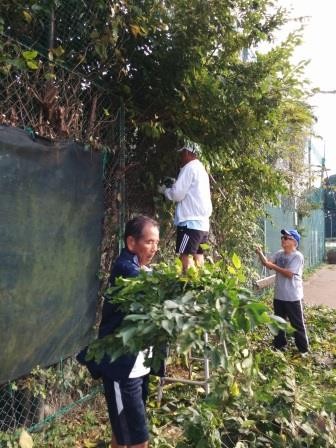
[263,189,325,269]
[0,360,102,434]
[0,384,42,431]
[0,2,126,435]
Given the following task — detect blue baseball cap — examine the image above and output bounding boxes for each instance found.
[281,229,301,245]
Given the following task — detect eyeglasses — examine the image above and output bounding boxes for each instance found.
[281,236,294,241]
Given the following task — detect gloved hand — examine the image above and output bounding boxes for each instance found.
[157,184,167,195]
[163,177,176,188]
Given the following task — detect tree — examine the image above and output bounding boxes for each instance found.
[0,0,313,260]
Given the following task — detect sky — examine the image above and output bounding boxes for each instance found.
[277,0,336,176]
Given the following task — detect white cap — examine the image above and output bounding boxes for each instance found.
[177,142,200,155]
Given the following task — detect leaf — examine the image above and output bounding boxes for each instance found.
[22,50,38,60]
[19,430,33,448]
[235,310,250,331]
[125,314,149,322]
[228,266,236,275]
[230,382,240,397]
[235,361,242,373]
[181,291,194,303]
[162,319,174,335]
[164,300,179,309]
[232,253,241,269]
[130,24,141,37]
[121,327,137,344]
[300,423,316,436]
[241,419,255,428]
[26,60,39,70]
[267,322,280,336]
[31,4,43,12]
[241,356,253,369]
[83,439,97,448]
[23,11,32,23]
[52,46,65,57]
[95,43,108,60]
[45,72,56,80]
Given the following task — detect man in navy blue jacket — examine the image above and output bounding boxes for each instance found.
[78,215,159,448]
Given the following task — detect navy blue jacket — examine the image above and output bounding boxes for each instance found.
[77,248,141,380]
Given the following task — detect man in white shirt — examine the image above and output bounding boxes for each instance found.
[158,144,212,271]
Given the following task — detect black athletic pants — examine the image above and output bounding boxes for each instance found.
[273,299,309,353]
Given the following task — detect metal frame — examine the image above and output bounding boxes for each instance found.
[157,333,211,402]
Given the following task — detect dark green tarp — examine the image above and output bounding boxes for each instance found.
[0,126,103,384]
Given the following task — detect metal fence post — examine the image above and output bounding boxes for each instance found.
[118,101,126,254]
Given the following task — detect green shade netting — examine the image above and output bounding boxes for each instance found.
[0,126,103,383]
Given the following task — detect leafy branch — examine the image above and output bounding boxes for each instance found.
[87,257,289,373]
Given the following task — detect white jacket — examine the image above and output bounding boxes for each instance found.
[164,159,212,223]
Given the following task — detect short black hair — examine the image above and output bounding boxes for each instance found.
[124,215,159,247]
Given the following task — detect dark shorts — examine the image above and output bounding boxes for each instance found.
[103,375,149,445]
[176,226,209,255]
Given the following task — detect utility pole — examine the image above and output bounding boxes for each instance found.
[321,141,326,187]
[308,136,312,189]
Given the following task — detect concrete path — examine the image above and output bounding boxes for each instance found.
[304,264,336,308]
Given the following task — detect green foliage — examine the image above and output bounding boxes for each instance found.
[0,2,327,447]
[87,257,288,374]
[0,0,313,260]
[161,305,336,448]
[92,290,333,448]
[1,303,334,448]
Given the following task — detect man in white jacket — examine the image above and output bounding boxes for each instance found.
[158,144,212,271]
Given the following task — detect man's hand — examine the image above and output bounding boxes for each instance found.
[255,246,263,255]
[255,246,268,265]
[157,184,167,195]
[163,177,176,188]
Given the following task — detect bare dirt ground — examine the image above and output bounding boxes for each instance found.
[304,264,336,308]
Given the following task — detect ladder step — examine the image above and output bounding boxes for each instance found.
[160,377,207,386]
[189,356,207,361]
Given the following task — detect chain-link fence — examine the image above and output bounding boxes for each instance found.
[299,189,325,268]
[0,361,102,435]
[0,0,173,435]
[0,1,129,435]
[325,174,336,239]
[262,189,325,269]
[0,0,131,274]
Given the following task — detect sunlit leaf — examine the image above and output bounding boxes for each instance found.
[26,60,39,70]
[52,46,65,57]
[232,253,241,269]
[22,50,38,60]
[229,382,240,397]
[228,266,236,275]
[19,430,33,448]
[130,24,141,37]
[23,11,32,23]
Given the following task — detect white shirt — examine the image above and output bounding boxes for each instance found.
[128,350,151,378]
[128,265,152,378]
[164,159,212,228]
